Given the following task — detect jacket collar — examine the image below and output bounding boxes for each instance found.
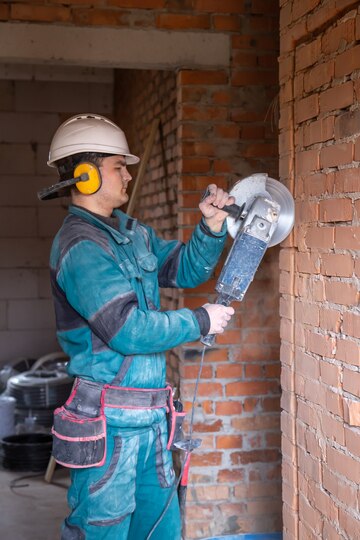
[69,205,138,244]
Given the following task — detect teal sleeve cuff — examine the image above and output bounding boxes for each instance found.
[199,217,227,238]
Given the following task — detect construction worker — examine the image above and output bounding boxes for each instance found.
[41,113,234,540]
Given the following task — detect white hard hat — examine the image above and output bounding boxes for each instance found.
[47,113,140,167]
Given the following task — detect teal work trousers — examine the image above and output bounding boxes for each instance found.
[61,421,181,540]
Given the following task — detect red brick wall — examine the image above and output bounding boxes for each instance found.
[4,2,281,537]
[279,2,360,539]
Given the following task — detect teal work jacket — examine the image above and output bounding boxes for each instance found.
[50,205,226,427]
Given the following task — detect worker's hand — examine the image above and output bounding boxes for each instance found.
[202,303,235,334]
[199,184,235,233]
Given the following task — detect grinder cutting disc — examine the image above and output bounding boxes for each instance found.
[227,173,295,247]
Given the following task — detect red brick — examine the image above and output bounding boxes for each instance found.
[320,253,354,277]
[295,148,320,175]
[320,142,353,169]
[156,13,210,29]
[333,168,360,193]
[296,201,319,222]
[343,312,360,339]
[108,0,164,6]
[0,3,9,19]
[305,331,335,357]
[343,369,360,396]
[194,0,246,13]
[216,364,243,378]
[231,51,258,68]
[335,44,360,77]
[339,507,360,539]
[322,17,355,55]
[319,81,354,113]
[304,226,335,250]
[335,226,360,250]
[215,401,243,415]
[296,38,321,71]
[304,60,334,93]
[336,338,360,367]
[303,116,334,146]
[280,19,307,53]
[226,380,279,396]
[319,307,342,333]
[302,172,334,197]
[11,3,70,22]
[325,280,359,306]
[191,452,222,467]
[306,0,337,33]
[181,104,227,122]
[295,94,319,123]
[319,198,353,223]
[213,14,243,31]
[73,8,125,26]
[320,360,341,388]
[179,70,228,86]
[335,108,360,140]
[182,157,211,173]
[216,435,243,449]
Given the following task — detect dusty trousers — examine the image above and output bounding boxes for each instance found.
[61,420,181,540]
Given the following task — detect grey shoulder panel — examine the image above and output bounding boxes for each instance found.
[57,215,114,270]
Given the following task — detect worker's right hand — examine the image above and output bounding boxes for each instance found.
[202,303,235,334]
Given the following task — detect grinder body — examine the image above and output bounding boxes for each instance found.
[201,174,294,347]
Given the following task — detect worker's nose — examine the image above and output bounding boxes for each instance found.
[123,168,132,183]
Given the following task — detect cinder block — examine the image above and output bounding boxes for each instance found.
[0,81,14,111]
[0,143,35,174]
[0,64,33,81]
[0,173,59,207]
[38,206,67,238]
[15,80,113,113]
[36,144,52,175]
[0,207,37,237]
[8,298,55,330]
[0,112,60,143]
[0,238,51,268]
[0,301,6,329]
[38,269,52,298]
[0,269,38,299]
[33,65,114,84]
[0,329,60,365]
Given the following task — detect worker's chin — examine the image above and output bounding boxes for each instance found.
[117,193,128,207]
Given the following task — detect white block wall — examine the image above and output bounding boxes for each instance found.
[0,64,114,366]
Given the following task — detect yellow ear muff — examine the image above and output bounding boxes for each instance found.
[74,163,102,195]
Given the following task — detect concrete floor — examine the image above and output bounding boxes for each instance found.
[0,467,70,539]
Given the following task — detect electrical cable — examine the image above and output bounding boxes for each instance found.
[145,345,206,540]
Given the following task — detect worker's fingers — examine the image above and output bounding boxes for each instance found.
[202,304,235,334]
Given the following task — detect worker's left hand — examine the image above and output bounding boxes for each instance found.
[199,184,235,233]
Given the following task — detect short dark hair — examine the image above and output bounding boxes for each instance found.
[54,152,114,197]
[55,152,112,181]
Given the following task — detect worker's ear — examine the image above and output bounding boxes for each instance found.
[74,163,102,195]
[37,162,102,200]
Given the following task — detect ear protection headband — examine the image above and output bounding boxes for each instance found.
[37,162,102,201]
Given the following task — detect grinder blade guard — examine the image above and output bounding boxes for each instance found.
[201,173,295,347]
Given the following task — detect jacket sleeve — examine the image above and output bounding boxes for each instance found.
[57,240,205,356]
[147,218,227,289]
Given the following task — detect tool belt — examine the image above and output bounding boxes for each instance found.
[52,377,186,468]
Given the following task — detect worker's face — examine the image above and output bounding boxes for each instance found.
[99,156,132,208]
[99,155,132,208]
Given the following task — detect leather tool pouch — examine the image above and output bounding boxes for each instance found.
[51,379,106,468]
[166,390,186,451]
